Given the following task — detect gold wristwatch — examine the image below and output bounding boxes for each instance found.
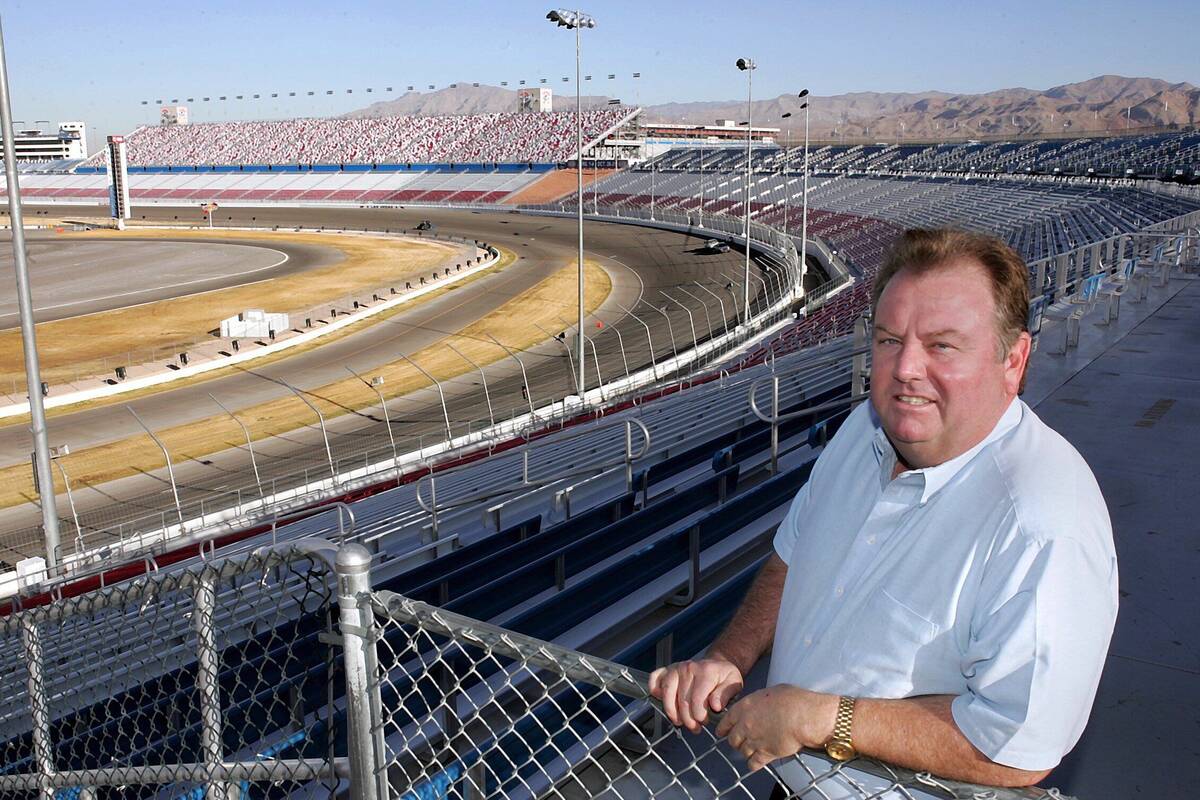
[824,695,857,762]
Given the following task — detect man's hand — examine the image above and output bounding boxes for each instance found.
[715,686,838,772]
[648,658,744,733]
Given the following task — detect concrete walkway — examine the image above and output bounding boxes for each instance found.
[1023,272,1198,797]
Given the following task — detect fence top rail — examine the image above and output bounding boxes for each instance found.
[1,538,334,631]
[372,590,1076,800]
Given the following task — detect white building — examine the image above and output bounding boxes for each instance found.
[0,121,87,161]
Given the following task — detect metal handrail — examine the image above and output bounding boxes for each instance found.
[747,342,870,473]
[414,417,651,533]
[269,501,357,546]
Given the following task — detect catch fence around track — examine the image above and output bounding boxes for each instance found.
[0,538,1080,800]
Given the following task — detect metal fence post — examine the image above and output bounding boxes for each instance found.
[19,616,55,800]
[769,374,780,475]
[337,544,386,800]
[192,569,233,800]
[852,313,870,398]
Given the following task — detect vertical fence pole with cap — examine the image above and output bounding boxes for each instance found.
[769,374,780,475]
[20,616,55,800]
[337,544,385,800]
[192,569,232,800]
[852,313,870,398]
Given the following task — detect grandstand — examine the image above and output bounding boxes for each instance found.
[664,130,1200,182]
[2,92,1199,800]
[77,108,638,169]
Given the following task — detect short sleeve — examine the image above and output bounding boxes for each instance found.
[951,535,1117,770]
[772,479,813,565]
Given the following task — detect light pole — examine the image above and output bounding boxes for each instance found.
[798,89,811,302]
[547,8,596,398]
[0,17,61,572]
[736,57,756,324]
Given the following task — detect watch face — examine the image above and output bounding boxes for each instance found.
[825,740,856,762]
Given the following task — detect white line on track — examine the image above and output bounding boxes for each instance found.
[2,248,290,322]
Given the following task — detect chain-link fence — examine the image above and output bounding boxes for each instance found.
[363,589,1077,800]
[0,537,1084,800]
[0,542,343,800]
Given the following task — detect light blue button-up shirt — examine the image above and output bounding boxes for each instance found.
[768,397,1117,773]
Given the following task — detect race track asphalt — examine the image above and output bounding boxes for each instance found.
[0,231,340,327]
[0,203,788,559]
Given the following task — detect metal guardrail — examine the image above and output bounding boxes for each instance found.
[414,417,651,541]
[748,318,872,473]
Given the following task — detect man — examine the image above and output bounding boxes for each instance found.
[649,229,1117,792]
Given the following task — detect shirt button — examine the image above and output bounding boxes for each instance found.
[804,636,812,647]
[866,535,876,545]
[835,586,845,597]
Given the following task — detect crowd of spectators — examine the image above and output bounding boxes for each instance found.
[82,109,632,168]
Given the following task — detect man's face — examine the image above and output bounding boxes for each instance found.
[869,261,1030,470]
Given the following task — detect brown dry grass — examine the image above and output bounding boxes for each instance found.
[0,228,457,385]
[0,259,611,508]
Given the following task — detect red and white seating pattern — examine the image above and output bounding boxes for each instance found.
[79,109,633,168]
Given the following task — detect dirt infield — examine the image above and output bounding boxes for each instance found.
[0,259,611,508]
[0,228,456,387]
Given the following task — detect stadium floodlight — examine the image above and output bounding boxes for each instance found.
[735,57,756,324]
[366,88,372,92]
[141,100,148,105]
[0,17,61,572]
[187,97,194,102]
[203,97,210,101]
[797,89,811,301]
[407,86,414,91]
[155,99,163,104]
[501,81,508,86]
[428,84,435,90]
[546,7,597,399]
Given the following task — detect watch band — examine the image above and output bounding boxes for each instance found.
[832,695,856,742]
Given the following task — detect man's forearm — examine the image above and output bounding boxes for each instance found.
[854,695,1051,788]
[706,554,787,676]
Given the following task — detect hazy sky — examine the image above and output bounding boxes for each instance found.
[4,0,1197,154]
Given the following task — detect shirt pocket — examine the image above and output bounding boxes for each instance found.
[838,586,941,697]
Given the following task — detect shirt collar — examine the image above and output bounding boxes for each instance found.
[870,398,1024,504]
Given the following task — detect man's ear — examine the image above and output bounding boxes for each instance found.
[1007,331,1032,396]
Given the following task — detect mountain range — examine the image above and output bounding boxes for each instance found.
[348,75,1198,140]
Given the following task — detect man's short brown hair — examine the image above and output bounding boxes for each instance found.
[872,228,1031,361]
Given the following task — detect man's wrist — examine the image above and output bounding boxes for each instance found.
[705,644,749,676]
